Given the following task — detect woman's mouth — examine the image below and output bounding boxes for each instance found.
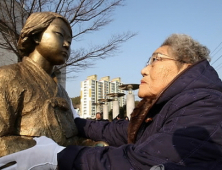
[140,80,146,84]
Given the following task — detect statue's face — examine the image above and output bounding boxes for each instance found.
[35,18,72,65]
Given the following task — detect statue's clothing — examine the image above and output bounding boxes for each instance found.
[0,57,78,156]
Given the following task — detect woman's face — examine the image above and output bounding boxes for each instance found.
[35,18,72,65]
[138,45,190,99]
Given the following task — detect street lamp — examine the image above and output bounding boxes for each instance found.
[119,84,139,119]
[106,93,125,119]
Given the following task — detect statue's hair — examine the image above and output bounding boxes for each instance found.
[18,12,72,57]
[161,34,210,64]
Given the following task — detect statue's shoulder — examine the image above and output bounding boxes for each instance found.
[0,63,22,81]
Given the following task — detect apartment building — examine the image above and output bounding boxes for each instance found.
[80,75,126,119]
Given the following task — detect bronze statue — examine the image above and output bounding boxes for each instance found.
[0,12,79,157]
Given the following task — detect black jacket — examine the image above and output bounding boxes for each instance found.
[58,60,222,170]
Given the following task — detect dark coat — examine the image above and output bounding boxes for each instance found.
[58,60,222,170]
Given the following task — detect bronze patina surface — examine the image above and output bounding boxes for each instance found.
[0,12,79,157]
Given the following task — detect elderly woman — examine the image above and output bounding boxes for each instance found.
[0,12,79,157]
[1,34,222,170]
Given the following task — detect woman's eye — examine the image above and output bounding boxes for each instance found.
[152,58,158,62]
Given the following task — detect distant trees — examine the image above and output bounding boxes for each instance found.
[71,96,80,108]
[135,100,140,107]
[0,0,135,77]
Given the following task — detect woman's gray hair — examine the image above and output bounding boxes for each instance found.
[18,12,72,57]
[161,34,210,64]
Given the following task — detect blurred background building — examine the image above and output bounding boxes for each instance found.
[80,75,125,119]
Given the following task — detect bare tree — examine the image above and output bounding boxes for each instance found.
[0,0,136,77]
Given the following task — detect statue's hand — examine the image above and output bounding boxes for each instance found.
[0,136,64,170]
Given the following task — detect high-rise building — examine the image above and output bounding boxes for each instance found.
[80,75,125,119]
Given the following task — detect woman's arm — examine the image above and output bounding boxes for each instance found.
[75,118,129,146]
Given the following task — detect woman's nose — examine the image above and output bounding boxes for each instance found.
[141,66,149,77]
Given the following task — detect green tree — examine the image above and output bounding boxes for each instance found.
[135,100,140,107]
[71,96,80,108]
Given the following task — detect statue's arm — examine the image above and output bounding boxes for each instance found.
[0,71,35,157]
[0,136,36,157]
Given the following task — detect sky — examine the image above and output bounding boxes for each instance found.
[66,0,222,100]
